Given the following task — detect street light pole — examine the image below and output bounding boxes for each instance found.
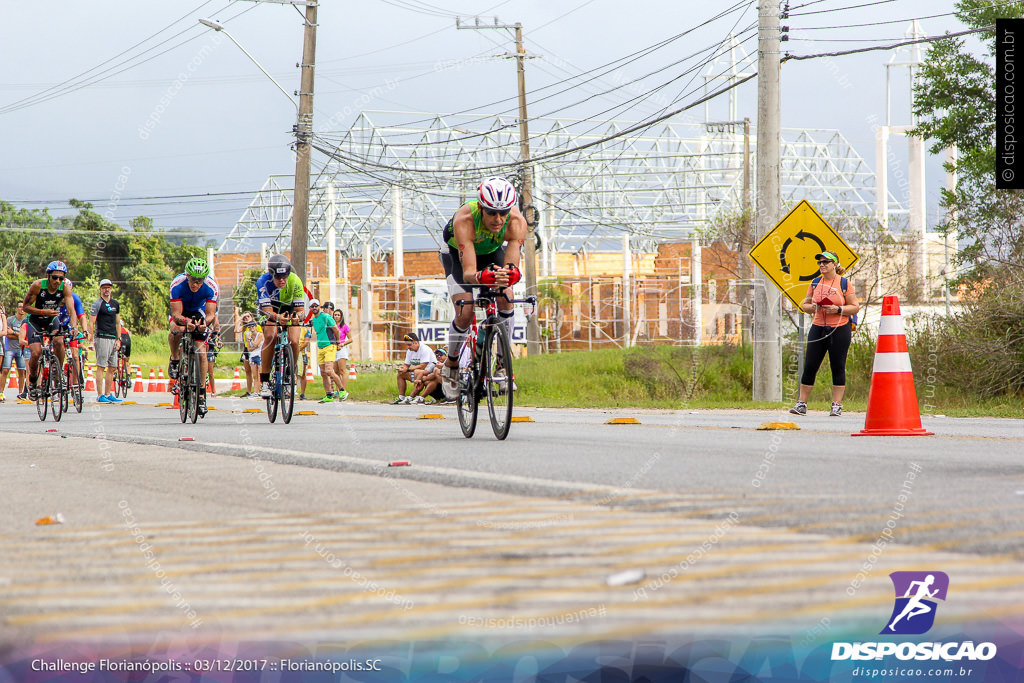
[458,17,541,356]
[290,1,317,284]
[199,4,317,284]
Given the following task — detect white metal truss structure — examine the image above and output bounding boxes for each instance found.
[220,110,903,258]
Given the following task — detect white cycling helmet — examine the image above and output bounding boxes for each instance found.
[478,176,517,211]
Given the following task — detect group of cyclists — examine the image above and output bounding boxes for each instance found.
[7,175,529,423]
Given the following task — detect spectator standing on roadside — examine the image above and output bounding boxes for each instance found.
[393,332,434,404]
[298,319,312,400]
[325,303,351,400]
[90,279,123,404]
[4,302,29,399]
[308,300,344,402]
[206,316,222,395]
[236,311,263,397]
[790,251,860,417]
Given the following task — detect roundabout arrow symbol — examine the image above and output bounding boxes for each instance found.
[779,230,827,280]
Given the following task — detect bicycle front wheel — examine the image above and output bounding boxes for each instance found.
[49,356,64,422]
[280,344,296,424]
[484,324,513,440]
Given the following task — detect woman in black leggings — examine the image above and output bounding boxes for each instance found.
[790,251,860,417]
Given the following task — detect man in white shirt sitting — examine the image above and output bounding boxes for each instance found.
[393,332,435,404]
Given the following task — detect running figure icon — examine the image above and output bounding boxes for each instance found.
[881,571,949,635]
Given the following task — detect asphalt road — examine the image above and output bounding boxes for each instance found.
[1,393,1022,644]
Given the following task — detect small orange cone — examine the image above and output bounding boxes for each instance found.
[147,369,157,392]
[84,365,96,392]
[172,388,180,409]
[349,365,357,381]
[156,369,167,392]
[854,295,934,437]
[231,367,243,391]
[134,367,145,393]
[305,363,314,384]
[7,369,18,389]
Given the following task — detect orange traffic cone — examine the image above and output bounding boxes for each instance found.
[147,369,157,392]
[84,365,96,392]
[854,295,934,437]
[7,369,18,389]
[156,369,167,392]
[349,365,357,381]
[172,389,180,409]
[305,363,314,384]
[134,367,145,393]
[231,367,243,391]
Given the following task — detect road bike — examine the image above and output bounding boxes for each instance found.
[34,331,66,422]
[454,287,536,440]
[175,328,206,424]
[265,321,304,424]
[62,331,86,414]
[114,345,132,399]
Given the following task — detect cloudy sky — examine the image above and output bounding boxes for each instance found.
[0,0,973,247]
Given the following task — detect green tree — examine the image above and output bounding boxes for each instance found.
[910,0,1024,396]
[912,0,1024,288]
[232,268,263,318]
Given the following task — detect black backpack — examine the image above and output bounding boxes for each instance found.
[812,276,858,331]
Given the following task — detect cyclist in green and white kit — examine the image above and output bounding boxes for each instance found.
[437,177,527,398]
[256,255,306,398]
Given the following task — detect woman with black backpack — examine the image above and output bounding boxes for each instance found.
[790,251,860,417]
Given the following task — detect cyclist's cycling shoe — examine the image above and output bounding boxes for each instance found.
[440,363,459,399]
[198,393,208,415]
[259,381,272,399]
[168,359,180,380]
[29,385,39,401]
[170,381,179,395]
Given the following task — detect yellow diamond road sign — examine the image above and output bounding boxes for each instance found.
[748,199,859,309]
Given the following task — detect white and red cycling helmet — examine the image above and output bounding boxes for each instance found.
[477,176,517,211]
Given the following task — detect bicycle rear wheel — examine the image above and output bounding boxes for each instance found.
[114,363,125,398]
[456,354,478,438]
[280,344,296,424]
[483,324,513,440]
[266,347,280,423]
[61,364,70,414]
[35,363,49,421]
[69,361,83,413]
[178,350,190,423]
[49,356,64,422]
[188,348,200,424]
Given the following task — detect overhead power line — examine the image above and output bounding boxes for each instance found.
[783,24,996,61]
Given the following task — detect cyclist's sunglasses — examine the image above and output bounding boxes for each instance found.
[483,208,510,217]
[187,275,205,284]
[49,274,65,281]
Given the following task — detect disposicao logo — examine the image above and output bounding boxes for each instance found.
[881,571,949,635]
[831,571,998,663]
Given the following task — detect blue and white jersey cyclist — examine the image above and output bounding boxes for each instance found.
[167,257,219,415]
[58,282,90,380]
[255,254,306,398]
[22,260,78,400]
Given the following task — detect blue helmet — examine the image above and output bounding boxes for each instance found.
[46,261,68,274]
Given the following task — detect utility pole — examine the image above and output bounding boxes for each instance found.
[741,117,752,346]
[458,17,541,356]
[753,0,783,402]
[291,0,317,284]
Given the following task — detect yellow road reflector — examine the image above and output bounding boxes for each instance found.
[757,421,801,430]
[296,410,317,416]
[155,402,172,407]
[606,417,641,424]
[511,416,535,423]
[121,401,137,405]
[418,413,445,420]
[244,408,263,413]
